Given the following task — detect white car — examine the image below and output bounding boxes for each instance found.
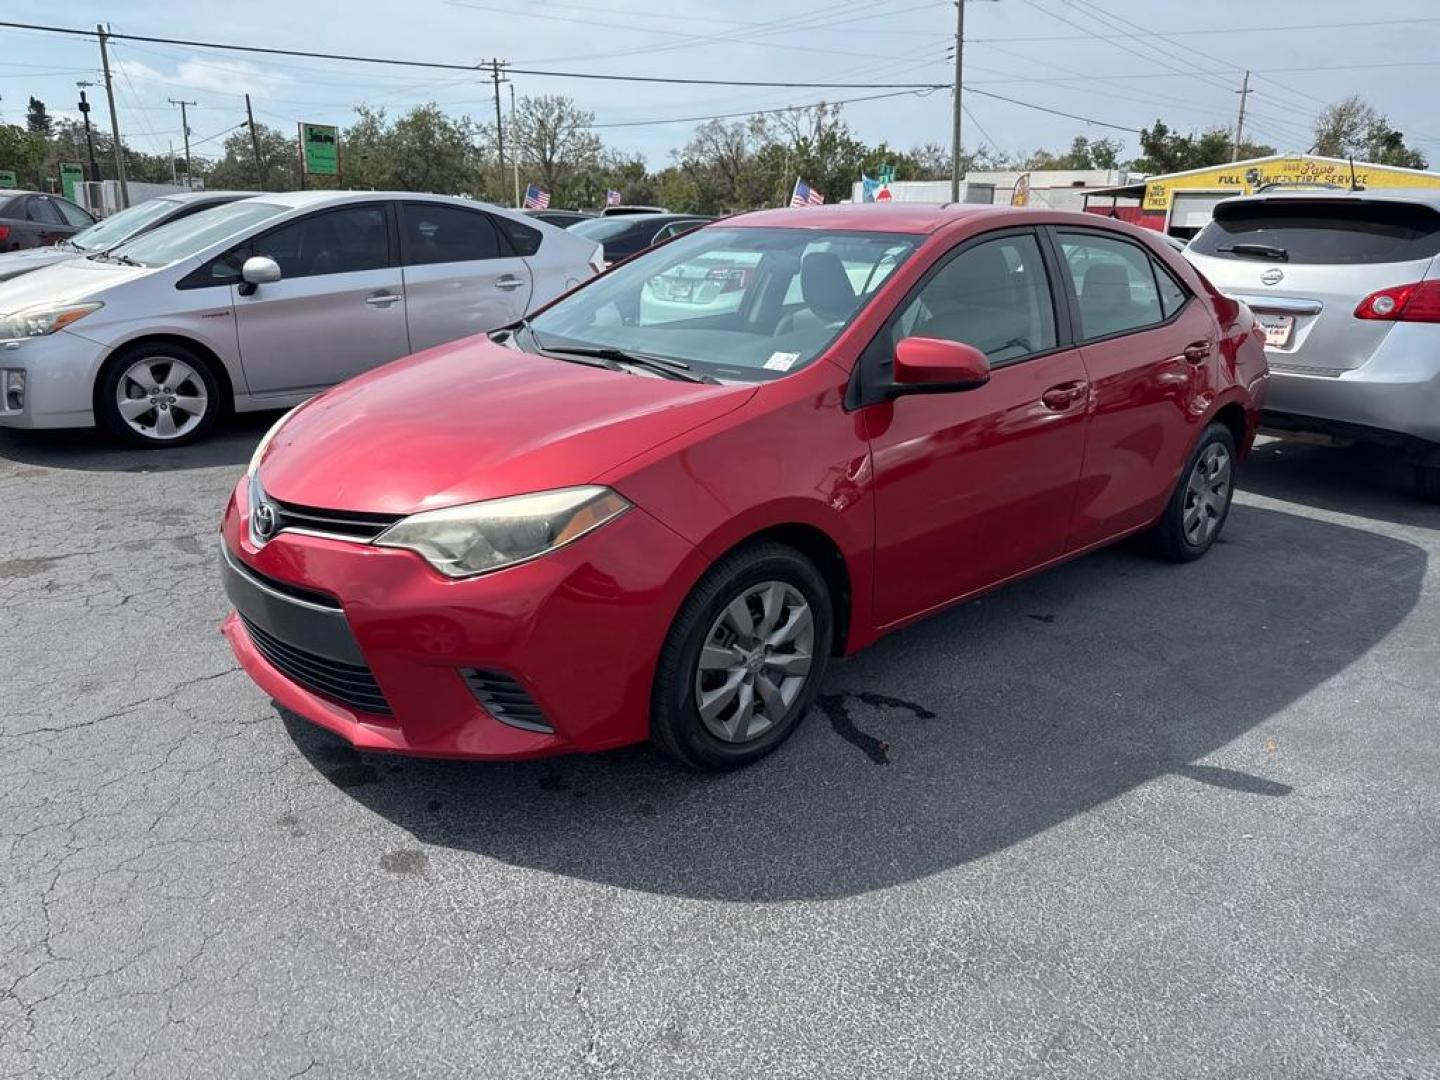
[0,191,603,445]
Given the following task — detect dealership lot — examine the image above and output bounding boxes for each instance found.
[2,420,1438,1078]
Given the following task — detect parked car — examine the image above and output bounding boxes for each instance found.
[571,213,712,266]
[0,191,253,282]
[1186,189,1440,501]
[221,204,1266,771]
[523,209,595,229]
[601,205,668,216]
[0,191,95,251]
[0,191,603,446]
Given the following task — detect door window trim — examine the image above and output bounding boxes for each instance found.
[1047,226,1194,347]
[847,225,1071,410]
[397,200,508,267]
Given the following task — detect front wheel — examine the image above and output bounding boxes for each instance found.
[1149,422,1237,562]
[96,343,222,447]
[651,541,833,771]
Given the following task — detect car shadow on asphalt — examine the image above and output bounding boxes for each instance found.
[1240,437,1440,529]
[280,500,1426,902]
[0,411,280,473]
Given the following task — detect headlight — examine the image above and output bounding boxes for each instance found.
[374,486,631,578]
[0,302,103,341]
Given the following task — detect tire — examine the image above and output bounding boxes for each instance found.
[1415,465,1440,505]
[96,341,223,448]
[1149,422,1238,563]
[651,540,833,771]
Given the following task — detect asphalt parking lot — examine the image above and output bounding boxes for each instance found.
[2,418,1437,1079]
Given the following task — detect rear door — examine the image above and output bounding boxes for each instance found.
[1186,197,1440,377]
[1052,227,1220,548]
[398,201,532,352]
[233,201,409,394]
[24,196,67,247]
[864,228,1090,626]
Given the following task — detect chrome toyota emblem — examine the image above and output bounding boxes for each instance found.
[1261,268,1284,286]
[248,477,278,546]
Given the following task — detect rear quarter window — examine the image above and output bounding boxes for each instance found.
[496,215,543,256]
[1190,200,1440,265]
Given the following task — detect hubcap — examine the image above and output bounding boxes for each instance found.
[693,581,814,744]
[1182,442,1233,546]
[115,357,208,441]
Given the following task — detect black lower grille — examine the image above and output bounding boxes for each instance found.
[462,669,552,733]
[242,616,392,716]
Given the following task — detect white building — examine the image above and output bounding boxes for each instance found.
[849,169,1137,210]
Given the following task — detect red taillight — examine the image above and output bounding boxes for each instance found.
[0,225,9,242]
[1354,281,1440,322]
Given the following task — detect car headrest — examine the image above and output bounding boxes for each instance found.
[1083,262,1131,295]
[801,252,857,321]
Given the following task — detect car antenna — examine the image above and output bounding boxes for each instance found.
[1348,155,1364,192]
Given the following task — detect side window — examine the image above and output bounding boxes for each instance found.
[891,233,1057,364]
[54,199,93,227]
[495,215,542,256]
[400,203,500,265]
[1153,259,1189,318]
[27,197,64,226]
[1058,232,1166,340]
[253,205,389,278]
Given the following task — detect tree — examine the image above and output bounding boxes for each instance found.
[1131,121,1273,174]
[511,95,603,206]
[25,97,52,138]
[0,124,46,186]
[1023,136,1123,171]
[1312,96,1427,169]
[205,123,301,191]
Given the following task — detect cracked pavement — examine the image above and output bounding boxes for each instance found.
[2,418,1439,1079]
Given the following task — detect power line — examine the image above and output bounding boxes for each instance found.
[590,88,941,129]
[971,15,1440,43]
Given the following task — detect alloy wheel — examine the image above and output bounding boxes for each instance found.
[693,581,815,744]
[114,356,209,441]
[1182,442,1233,547]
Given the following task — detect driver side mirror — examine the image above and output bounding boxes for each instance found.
[890,336,991,396]
[237,255,282,296]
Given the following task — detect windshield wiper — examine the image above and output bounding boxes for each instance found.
[1216,242,1289,261]
[538,344,719,384]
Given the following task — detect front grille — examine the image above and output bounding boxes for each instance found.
[241,616,392,716]
[462,669,553,733]
[270,498,402,541]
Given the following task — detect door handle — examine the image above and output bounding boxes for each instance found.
[494,275,527,291]
[1183,340,1213,363]
[365,292,401,307]
[1041,381,1088,411]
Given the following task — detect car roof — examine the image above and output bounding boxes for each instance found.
[1213,187,1440,212]
[725,203,1131,235]
[245,190,507,211]
[162,190,255,204]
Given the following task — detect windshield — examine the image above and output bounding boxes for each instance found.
[67,198,179,252]
[526,226,919,381]
[108,201,288,268]
[570,216,654,242]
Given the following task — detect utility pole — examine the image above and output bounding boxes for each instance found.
[950,0,965,202]
[489,60,507,200]
[96,24,129,208]
[76,82,99,181]
[1232,70,1252,162]
[168,141,177,184]
[168,98,196,188]
[245,93,267,189]
[509,81,520,209]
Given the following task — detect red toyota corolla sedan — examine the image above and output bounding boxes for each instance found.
[220,204,1267,770]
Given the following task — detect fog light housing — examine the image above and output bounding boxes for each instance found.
[2,369,23,412]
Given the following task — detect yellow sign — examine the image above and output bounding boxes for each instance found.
[1011,172,1030,207]
[1142,155,1440,215]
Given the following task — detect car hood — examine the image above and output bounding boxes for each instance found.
[0,255,149,312]
[0,247,80,281]
[257,337,758,515]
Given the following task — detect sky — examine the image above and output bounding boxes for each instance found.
[3,0,1440,174]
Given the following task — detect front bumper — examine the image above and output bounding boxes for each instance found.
[220,477,703,760]
[0,330,106,429]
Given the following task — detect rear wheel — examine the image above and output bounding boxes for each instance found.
[1416,465,1440,505]
[651,541,833,771]
[1149,422,1237,562]
[96,342,222,447]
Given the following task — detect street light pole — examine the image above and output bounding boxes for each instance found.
[76,82,99,182]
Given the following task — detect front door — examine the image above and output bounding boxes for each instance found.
[398,201,533,352]
[866,229,1090,627]
[233,202,409,395]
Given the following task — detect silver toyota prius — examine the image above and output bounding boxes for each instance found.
[1186,189,1440,501]
[0,191,603,446]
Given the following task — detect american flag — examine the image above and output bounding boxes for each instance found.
[605,189,622,207]
[790,179,824,207]
[523,183,550,210]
